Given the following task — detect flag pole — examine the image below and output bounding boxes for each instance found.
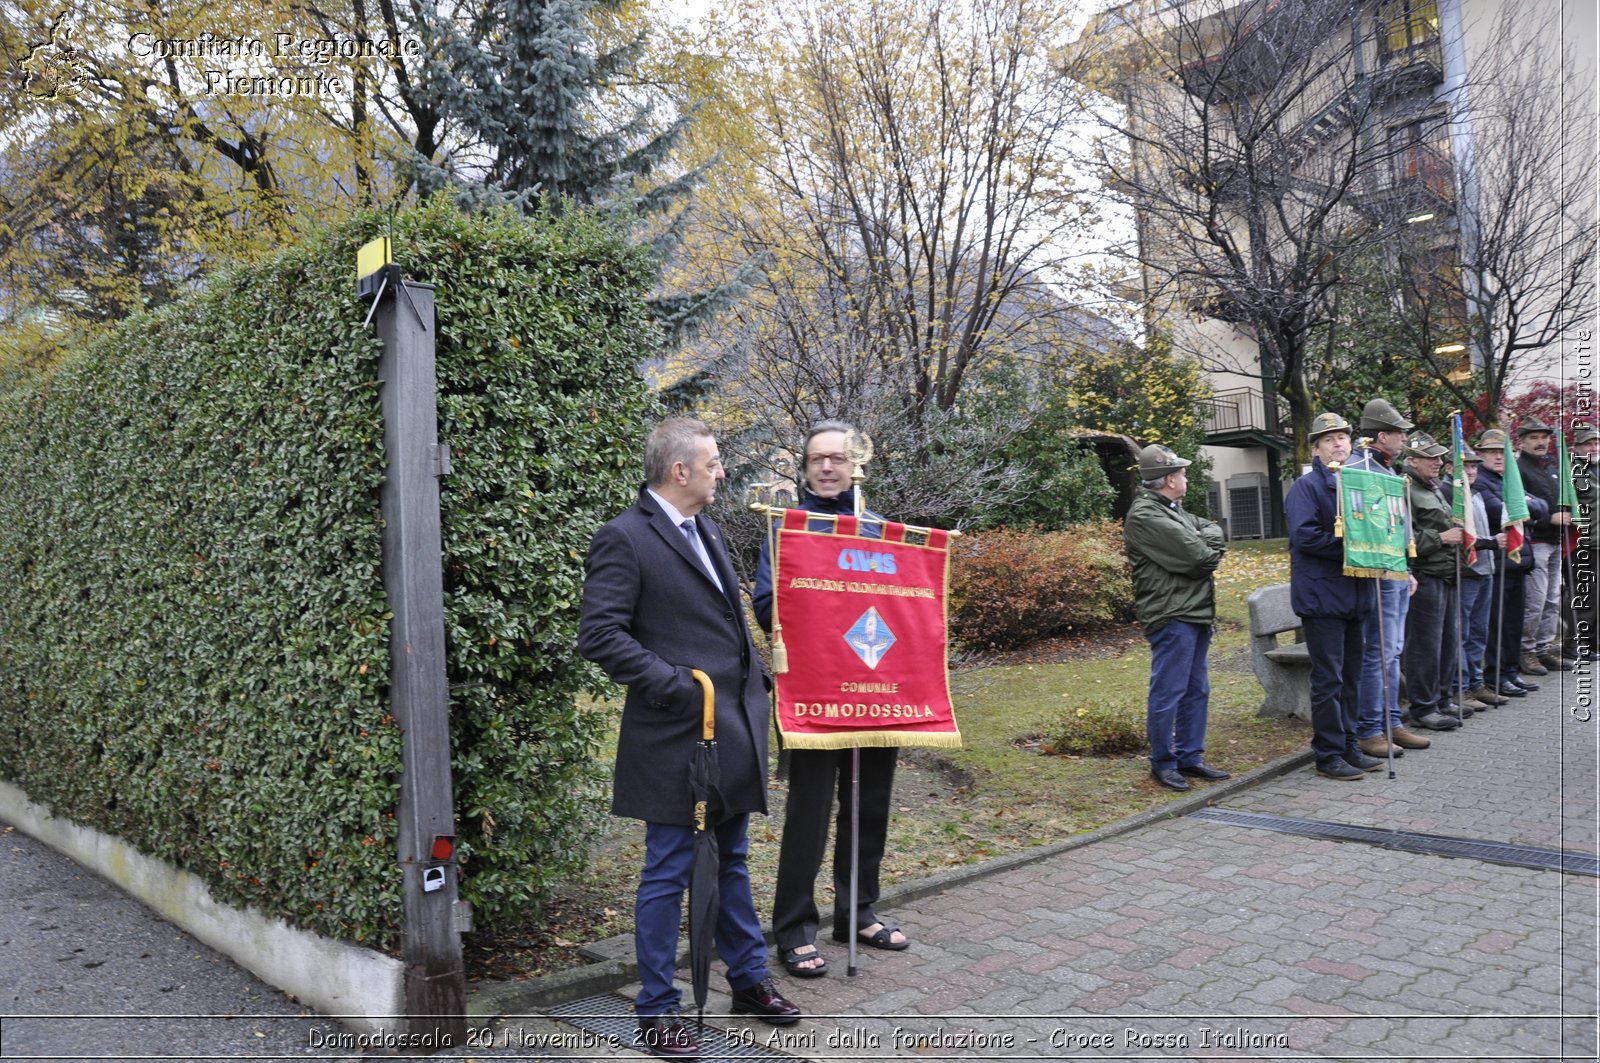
[843,429,874,979]
[1451,415,1469,722]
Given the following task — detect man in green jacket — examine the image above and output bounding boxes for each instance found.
[1400,432,1469,730]
[1123,444,1230,792]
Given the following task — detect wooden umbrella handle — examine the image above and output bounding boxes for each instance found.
[691,668,714,742]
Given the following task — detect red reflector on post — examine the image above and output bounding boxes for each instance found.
[430,835,456,861]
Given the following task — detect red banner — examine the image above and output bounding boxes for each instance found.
[772,509,961,749]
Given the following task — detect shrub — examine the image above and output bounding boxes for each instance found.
[1041,701,1148,757]
[0,198,657,947]
[949,522,1134,650]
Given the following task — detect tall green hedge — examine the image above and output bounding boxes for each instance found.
[0,199,657,947]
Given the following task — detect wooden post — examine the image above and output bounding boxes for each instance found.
[374,277,469,1051]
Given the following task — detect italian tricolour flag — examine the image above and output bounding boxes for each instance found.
[1500,431,1530,563]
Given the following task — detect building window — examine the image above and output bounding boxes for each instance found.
[1378,0,1440,57]
[1386,118,1454,200]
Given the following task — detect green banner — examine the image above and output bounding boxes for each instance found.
[1339,466,1410,579]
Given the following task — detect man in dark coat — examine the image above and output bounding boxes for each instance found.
[1285,413,1380,780]
[579,418,800,1056]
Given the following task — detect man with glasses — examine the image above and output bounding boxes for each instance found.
[753,420,908,977]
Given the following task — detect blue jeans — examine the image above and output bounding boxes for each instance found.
[1145,620,1212,773]
[1459,572,1493,689]
[636,817,769,1017]
[1358,578,1409,739]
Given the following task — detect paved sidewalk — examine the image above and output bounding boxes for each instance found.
[3,671,1596,1061]
[534,673,1599,1061]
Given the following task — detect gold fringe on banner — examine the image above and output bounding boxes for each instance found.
[1344,566,1410,580]
[780,729,964,751]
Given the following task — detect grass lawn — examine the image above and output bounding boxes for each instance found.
[466,539,1303,982]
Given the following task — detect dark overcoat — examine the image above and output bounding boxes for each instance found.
[578,487,770,825]
[1285,457,1375,620]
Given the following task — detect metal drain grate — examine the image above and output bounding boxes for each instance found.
[1190,807,1600,877]
[548,993,815,1061]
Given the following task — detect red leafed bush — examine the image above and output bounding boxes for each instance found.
[949,522,1135,650]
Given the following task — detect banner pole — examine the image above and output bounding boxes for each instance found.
[844,431,872,978]
[1454,549,1467,722]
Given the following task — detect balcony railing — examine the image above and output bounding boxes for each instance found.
[1204,387,1281,437]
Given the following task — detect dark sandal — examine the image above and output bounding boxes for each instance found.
[833,924,909,951]
[780,946,828,978]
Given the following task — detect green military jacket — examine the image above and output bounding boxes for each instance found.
[1403,466,1460,582]
[1122,487,1226,635]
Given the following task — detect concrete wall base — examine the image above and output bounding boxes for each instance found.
[0,780,404,1036]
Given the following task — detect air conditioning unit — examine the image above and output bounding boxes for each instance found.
[1226,472,1270,540]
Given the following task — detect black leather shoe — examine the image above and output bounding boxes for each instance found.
[1510,677,1540,692]
[1151,768,1191,792]
[1178,762,1231,781]
[637,1014,700,1058]
[1343,748,1382,772]
[1316,759,1364,780]
[1496,680,1527,697]
[730,979,801,1024]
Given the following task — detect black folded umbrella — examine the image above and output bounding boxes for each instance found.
[687,669,722,1028]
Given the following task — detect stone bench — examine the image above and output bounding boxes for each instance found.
[1247,583,1312,721]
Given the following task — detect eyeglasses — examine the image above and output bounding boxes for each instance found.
[806,453,851,468]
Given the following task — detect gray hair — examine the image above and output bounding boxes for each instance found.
[644,418,713,487]
[802,419,858,492]
[803,419,857,458]
[1142,476,1170,492]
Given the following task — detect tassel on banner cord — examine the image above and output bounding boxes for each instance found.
[771,626,789,674]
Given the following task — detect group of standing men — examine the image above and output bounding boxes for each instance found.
[1286,399,1596,780]
[1124,398,1596,790]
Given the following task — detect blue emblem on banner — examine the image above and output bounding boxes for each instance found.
[844,607,896,670]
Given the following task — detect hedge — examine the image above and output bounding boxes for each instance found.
[949,522,1135,650]
[0,198,658,947]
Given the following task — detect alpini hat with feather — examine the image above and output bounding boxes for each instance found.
[1359,398,1414,433]
[1137,443,1191,478]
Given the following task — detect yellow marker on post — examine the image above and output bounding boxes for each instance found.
[356,236,393,300]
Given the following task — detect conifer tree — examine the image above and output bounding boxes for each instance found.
[421,0,754,345]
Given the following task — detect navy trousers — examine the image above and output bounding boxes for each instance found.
[635,817,769,1017]
[1144,620,1212,773]
[1304,615,1363,764]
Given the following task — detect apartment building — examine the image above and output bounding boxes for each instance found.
[1070,0,1595,539]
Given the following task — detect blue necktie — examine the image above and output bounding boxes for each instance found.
[681,519,723,592]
